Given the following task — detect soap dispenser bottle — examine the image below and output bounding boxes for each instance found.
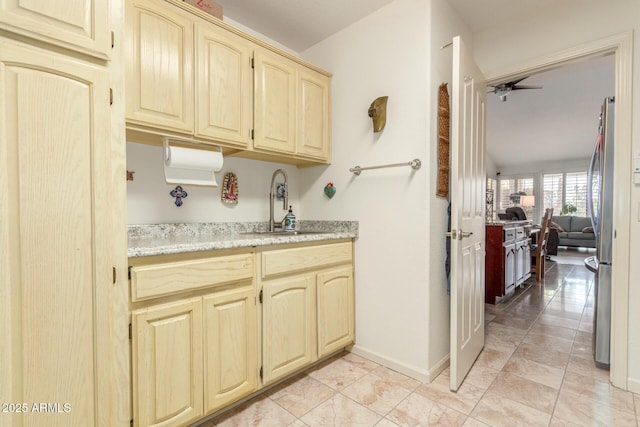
[284,205,296,231]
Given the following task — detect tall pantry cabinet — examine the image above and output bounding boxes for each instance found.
[0,1,129,426]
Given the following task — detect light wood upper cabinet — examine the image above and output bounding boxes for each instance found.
[262,274,316,384]
[317,266,355,358]
[253,49,296,154]
[0,0,110,59]
[204,285,257,414]
[125,0,194,133]
[132,298,204,427]
[296,68,331,161]
[0,38,121,426]
[196,25,253,147]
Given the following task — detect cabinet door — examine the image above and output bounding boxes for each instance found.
[0,39,117,426]
[132,298,203,427]
[504,243,516,293]
[0,0,110,59]
[296,68,330,161]
[254,49,296,154]
[317,266,355,357]
[196,25,252,147]
[203,285,257,414]
[262,275,316,384]
[126,0,194,133]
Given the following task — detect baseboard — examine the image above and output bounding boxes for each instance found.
[349,345,431,383]
[428,354,450,381]
[627,377,640,394]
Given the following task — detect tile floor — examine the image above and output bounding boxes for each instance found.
[202,249,640,426]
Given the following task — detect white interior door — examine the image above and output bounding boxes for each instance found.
[450,35,487,391]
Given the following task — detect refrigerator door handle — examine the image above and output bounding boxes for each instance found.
[587,133,601,240]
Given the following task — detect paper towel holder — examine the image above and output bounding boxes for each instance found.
[162,137,224,187]
[162,137,223,163]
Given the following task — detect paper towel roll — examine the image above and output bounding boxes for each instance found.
[163,142,224,187]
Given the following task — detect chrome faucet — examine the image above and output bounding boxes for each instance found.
[269,169,288,232]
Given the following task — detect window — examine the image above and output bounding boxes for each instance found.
[498,177,534,218]
[543,171,588,216]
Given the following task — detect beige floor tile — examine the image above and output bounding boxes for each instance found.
[561,370,636,414]
[267,374,336,417]
[307,356,372,390]
[502,354,565,389]
[341,372,413,416]
[553,388,638,426]
[543,305,583,321]
[470,392,551,427]
[463,365,499,390]
[485,313,496,323]
[486,372,559,414]
[490,314,535,331]
[414,373,485,415]
[537,313,580,330]
[288,420,307,427]
[369,366,421,391]
[299,393,381,426]
[564,354,610,382]
[342,352,381,372]
[514,342,570,369]
[376,418,401,427]
[474,344,515,371]
[528,322,577,341]
[522,332,573,354]
[485,323,526,349]
[577,321,593,333]
[570,339,593,360]
[461,418,491,426]
[385,392,466,426]
[213,395,297,427]
[548,418,583,426]
[635,393,640,419]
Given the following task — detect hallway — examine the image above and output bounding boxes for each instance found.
[204,251,640,426]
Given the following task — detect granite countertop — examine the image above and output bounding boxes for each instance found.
[128,221,358,258]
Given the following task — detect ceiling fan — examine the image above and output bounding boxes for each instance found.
[488,76,542,102]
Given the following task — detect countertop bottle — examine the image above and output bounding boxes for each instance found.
[284,206,296,231]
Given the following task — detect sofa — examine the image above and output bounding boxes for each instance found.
[549,215,596,249]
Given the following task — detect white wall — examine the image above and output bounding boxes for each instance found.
[126,142,302,224]
[300,0,471,380]
[471,0,640,392]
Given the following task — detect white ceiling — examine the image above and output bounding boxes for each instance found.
[213,0,614,170]
[487,55,615,169]
[214,0,396,52]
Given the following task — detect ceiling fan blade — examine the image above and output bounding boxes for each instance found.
[511,85,543,90]
[508,76,529,86]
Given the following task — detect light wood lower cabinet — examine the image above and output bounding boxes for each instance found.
[262,274,316,384]
[129,240,354,426]
[260,241,355,385]
[203,286,257,414]
[132,299,204,427]
[317,266,355,358]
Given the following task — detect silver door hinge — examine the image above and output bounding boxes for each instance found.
[109,88,113,105]
[111,31,115,48]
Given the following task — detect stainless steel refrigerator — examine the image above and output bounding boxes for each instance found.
[587,96,615,367]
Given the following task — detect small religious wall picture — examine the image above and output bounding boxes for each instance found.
[221,172,238,204]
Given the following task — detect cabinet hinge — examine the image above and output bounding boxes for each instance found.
[112,267,116,284]
[250,57,254,69]
[111,31,115,48]
[109,88,113,105]
[258,289,263,304]
[130,419,133,427]
[129,323,132,340]
[251,129,254,140]
[259,366,263,380]
[128,266,132,280]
